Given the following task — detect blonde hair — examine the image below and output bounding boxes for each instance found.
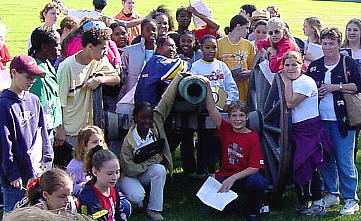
[283,51,303,65]
[304,17,322,43]
[4,207,95,221]
[74,126,108,162]
[267,17,292,39]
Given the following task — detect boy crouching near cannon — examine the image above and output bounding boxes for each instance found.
[201,76,267,221]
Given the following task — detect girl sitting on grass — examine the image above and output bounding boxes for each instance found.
[66,126,108,196]
[79,147,131,221]
[15,168,77,214]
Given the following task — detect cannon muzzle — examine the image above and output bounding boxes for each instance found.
[178,76,207,105]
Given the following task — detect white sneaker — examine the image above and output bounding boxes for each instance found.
[340,199,359,215]
[321,194,340,208]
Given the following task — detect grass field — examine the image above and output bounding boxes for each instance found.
[1,0,361,220]
[1,0,361,55]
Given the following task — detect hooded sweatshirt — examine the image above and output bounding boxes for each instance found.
[0,89,53,187]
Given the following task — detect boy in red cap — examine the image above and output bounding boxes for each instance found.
[0,55,53,213]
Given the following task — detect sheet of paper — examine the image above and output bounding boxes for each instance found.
[259,60,275,84]
[196,176,238,211]
[190,0,212,28]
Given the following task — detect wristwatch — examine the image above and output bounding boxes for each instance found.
[339,83,343,91]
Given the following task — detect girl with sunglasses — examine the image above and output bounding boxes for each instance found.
[257,17,301,73]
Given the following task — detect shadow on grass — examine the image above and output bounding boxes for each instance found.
[129,151,361,221]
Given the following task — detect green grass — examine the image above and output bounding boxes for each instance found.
[126,151,361,221]
[1,0,361,55]
[1,0,361,220]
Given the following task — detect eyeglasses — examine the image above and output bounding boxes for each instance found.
[268,29,281,35]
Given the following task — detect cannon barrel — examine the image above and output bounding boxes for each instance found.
[178,76,207,105]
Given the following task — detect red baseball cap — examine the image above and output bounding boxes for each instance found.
[10,55,45,77]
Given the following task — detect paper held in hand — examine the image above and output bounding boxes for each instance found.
[190,0,213,28]
[196,176,238,211]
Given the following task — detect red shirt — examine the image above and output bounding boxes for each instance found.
[193,25,216,43]
[256,37,300,73]
[215,119,264,179]
[91,184,117,221]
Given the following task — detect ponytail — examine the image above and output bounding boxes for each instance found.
[26,178,42,205]
[84,147,117,183]
[26,169,73,205]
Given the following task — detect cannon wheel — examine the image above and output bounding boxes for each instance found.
[248,52,293,200]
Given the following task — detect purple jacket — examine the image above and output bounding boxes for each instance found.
[292,116,333,186]
[0,89,53,187]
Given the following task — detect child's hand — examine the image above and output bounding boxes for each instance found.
[218,176,235,193]
[83,76,102,90]
[10,177,23,189]
[280,71,290,84]
[187,6,198,15]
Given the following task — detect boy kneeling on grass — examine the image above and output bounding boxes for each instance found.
[202,77,267,221]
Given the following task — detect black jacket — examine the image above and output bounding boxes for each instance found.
[306,54,361,136]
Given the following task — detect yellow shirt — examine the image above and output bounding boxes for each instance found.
[217,37,255,103]
[58,54,118,136]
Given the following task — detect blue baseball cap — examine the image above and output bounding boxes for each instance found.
[82,21,112,34]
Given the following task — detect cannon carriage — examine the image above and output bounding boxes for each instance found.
[93,52,294,201]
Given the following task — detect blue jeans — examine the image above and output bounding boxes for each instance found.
[321,121,358,200]
[218,173,267,216]
[1,187,25,212]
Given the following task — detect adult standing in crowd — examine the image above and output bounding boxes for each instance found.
[307,27,361,215]
[28,2,60,49]
[115,0,143,44]
[217,15,255,103]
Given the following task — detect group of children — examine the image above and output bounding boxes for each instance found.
[1,0,361,221]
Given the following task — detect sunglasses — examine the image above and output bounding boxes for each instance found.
[268,29,281,35]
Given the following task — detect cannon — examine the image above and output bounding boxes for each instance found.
[93,54,293,201]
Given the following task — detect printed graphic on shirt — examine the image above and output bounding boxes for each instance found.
[220,50,249,64]
[204,69,224,81]
[228,142,244,164]
[20,111,35,127]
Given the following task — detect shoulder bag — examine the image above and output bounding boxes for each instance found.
[342,56,361,127]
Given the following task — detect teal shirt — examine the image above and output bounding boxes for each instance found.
[30,59,62,129]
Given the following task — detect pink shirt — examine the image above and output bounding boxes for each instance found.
[65,36,121,68]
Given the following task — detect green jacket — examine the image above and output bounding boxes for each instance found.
[30,59,62,129]
[120,73,184,177]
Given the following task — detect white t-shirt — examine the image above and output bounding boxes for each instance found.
[319,64,337,121]
[131,127,155,154]
[68,10,102,20]
[190,59,239,104]
[291,74,319,123]
[303,40,323,65]
[352,48,361,59]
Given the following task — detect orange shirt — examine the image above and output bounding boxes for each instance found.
[114,10,143,44]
